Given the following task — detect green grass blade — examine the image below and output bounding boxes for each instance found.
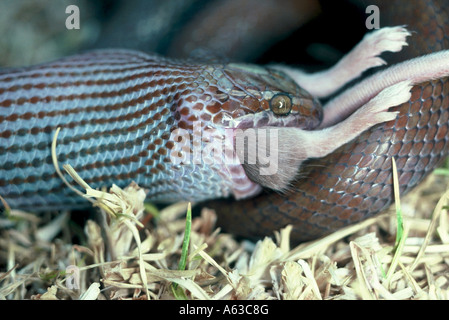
[171,202,192,299]
[178,202,192,271]
[385,158,408,285]
[391,158,405,250]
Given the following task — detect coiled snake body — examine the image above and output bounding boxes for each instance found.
[1,0,449,242]
[210,0,449,242]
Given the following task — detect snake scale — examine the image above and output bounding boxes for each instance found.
[210,0,449,242]
[1,0,449,243]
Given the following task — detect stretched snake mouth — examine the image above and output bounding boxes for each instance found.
[234,108,322,131]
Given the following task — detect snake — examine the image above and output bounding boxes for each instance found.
[0,0,448,243]
[209,0,449,242]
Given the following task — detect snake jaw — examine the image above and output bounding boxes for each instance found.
[233,104,322,130]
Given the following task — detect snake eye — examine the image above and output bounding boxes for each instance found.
[270,93,292,116]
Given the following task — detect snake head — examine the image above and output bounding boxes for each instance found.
[219,63,323,130]
[199,63,323,193]
[170,62,323,196]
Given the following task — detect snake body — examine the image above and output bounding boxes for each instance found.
[1,0,449,243]
[209,0,449,242]
[0,50,321,210]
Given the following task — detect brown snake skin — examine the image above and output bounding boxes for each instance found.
[207,0,449,242]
